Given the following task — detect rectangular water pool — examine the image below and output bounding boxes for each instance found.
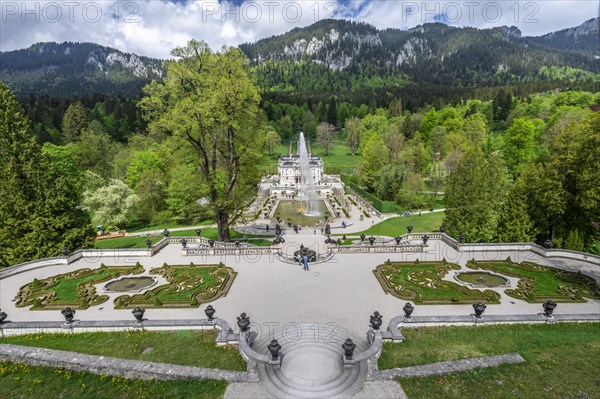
[275,200,328,226]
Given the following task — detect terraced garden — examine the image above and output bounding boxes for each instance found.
[373,260,501,304]
[467,259,600,303]
[15,263,237,310]
[114,263,237,308]
[15,263,145,310]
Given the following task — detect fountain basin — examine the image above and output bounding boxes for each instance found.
[104,277,158,293]
[275,200,328,226]
[294,249,317,263]
[454,272,510,288]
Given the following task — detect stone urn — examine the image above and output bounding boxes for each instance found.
[370,311,383,330]
[360,234,366,242]
[235,240,241,247]
[145,239,153,248]
[61,307,76,324]
[204,305,216,321]
[61,247,68,256]
[208,240,215,248]
[132,307,145,323]
[543,239,553,249]
[368,236,376,245]
[439,224,446,233]
[163,229,170,237]
[342,338,356,360]
[543,300,557,317]
[459,234,466,244]
[0,309,7,324]
[403,303,414,318]
[180,239,187,248]
[407,225,413,234]
[237,313,250,332]
[195,229,202,236]
[422,235,429,245]
[267,339,282,361]
[473,302,487,318]
[395,236,402,245]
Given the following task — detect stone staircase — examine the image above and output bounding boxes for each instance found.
[251,324,369,398]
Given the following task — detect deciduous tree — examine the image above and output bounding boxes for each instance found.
[316,122,335,155]
[139,40,263,241]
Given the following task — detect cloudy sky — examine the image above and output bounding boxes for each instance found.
[1,0,597,58]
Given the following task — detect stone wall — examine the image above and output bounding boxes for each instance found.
[0,344,252,382]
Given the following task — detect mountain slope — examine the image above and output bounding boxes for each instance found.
[526,17,599,55]
[0,42,164,97]
[0,19,598,99]
[241,19,598,87]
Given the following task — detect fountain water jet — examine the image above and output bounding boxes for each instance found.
[297,132,320,215]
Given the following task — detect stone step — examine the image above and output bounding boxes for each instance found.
[254,324,370,398]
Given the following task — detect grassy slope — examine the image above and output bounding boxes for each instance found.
[95,228,272,249]
[338,212,445,237]
[379,323,600,399]
[0,330,246,371]
[0,362,227,399]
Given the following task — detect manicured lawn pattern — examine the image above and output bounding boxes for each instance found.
[114,263,236,308]
[16,263,144,310]
[0,330,246,371]
[467,259,600,303]
[373,260,500,304]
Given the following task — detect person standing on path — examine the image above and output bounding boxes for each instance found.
[303,255,309,271]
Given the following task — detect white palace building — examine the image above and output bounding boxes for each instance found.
[278,154,324,186]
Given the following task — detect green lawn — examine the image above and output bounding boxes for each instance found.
[339,212,445,237]
[124,219,214,233]
[95,228,272,249]
[0,330,246,371]
[95,235,163,249]
[379,323,600,399]
[0,361,227,399]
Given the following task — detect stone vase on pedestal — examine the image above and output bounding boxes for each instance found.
[370,311,383,330]
[473,302,487,318]
[132,308,145,323]
[342,338,356,360]
[204,305,216,321]
[61,307,76,324]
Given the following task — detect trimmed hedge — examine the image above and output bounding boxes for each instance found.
[113,262,237,309]
[341,174,395,213]
[373,260,501,304]
[466,259,600,303]
[16,263,145,310]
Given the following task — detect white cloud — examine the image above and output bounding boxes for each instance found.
[0,1,596,58]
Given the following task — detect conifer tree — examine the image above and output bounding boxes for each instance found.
[0,83,94,267]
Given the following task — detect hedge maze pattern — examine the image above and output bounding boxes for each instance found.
[15,263,144,310]
[113,263,237,309]
[466,259,600,303]
[373,260,501,304]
